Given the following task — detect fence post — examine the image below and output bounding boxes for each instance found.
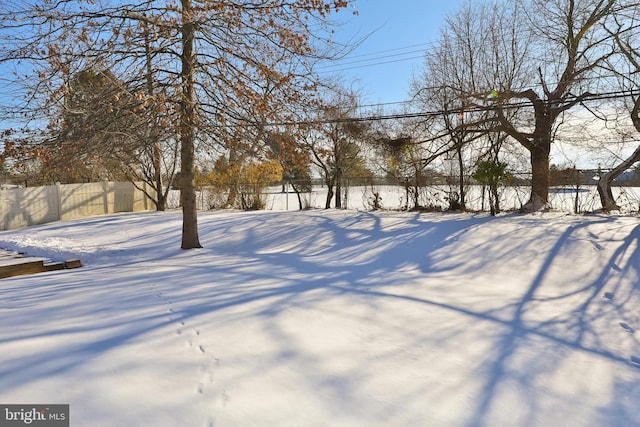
[55,182,62,222]
[344,178,349,209]
[102,180,109,215]
[574,169,581,214]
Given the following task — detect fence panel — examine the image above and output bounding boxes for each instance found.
[0,181,155,231]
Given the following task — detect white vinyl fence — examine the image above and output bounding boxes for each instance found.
[0,181,155,231]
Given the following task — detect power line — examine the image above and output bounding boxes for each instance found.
[317,55,425,74]
[315,42,430,74]
[354,74,640,114]
[357,99,413,109]
[316,49,426,70]
[269,89,640,127]
[335,42,432,60]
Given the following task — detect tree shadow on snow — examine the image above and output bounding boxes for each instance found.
[459,218,640,427]
[2,211,640,426]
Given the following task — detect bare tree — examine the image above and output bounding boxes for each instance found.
[266,131,313,210]
[305,91,370,209]
[493,0,619,210]
[376,136,437,210]
[414,1,530,211]
[57,66,178,210]
[597,4,640,210]
[416,0,619,212]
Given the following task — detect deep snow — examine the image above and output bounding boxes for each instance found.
[0,209,639,426]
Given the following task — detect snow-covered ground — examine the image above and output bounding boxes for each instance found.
[1,209,639,426]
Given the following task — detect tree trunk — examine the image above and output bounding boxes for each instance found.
[413,172,421,209]
[324,172,336,209]
[598,98,640,211]
[225,148,239,208]
[597,144,640,211]
[295,188,303,210]
[335,169,342,209]
[596,175,618,211]
[404,186,409,210]
[225,187,237,207]
[144,21,165,212]
[288,181,305,210]
[180,0,202,249]
[456,143,466,210]
[411,185,419,210]
[152,143,165,211]
[490,184,500,216]
[325,182,334,209]
[325,187,334,209]
[523,144,550,211]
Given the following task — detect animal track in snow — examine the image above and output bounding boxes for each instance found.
[620,322,635,333]
[586,232,604,251]
[168,312,219,408]
[153,283,218,403]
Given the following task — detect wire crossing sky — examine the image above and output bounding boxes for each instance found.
[328,0,467,106]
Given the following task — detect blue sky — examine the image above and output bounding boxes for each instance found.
[324,0,467,107]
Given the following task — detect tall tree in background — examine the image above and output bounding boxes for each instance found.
[0,0,354,248]
[376,136,437,210]
[414,1,531,211]
[492,0,618,210]
[306,92,370,209]
[416,0,620,211]
[267,130,313,210]
[55,67,179,210]
[3,68,141,185]
[597,4,640,210]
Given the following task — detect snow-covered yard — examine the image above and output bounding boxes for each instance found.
[1,209,639,426]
